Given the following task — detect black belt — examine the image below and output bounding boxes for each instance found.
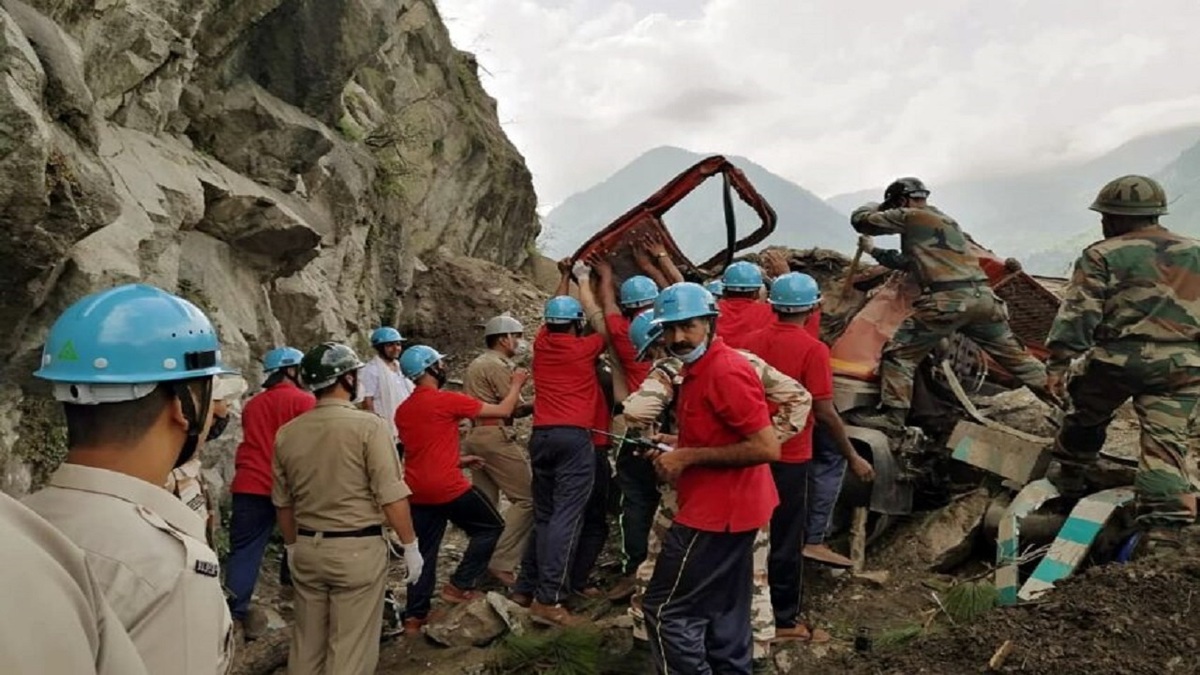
[297,525,382,538]
[925,279,986,293]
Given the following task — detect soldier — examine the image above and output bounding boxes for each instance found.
[744,273,875,643]
[359,326,414,448]
[273,342,423,675]
[23,283,235,674]
[851,177,1048,429]
[640,282,782,674]
[623,309,812,668]
[224,347,316,637]
[512,262,609,627]
[1045,175,1200,545]
[0,492,149,674]
[463,315,534,587]
[394,345,527,634]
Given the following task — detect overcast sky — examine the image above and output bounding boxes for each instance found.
[438,0,1200,208]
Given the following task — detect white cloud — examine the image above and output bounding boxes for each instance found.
[438,0,1200,204]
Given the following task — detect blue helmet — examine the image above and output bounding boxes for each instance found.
[370,326,404,346]
[619,275,658,309]
[263,346,304,373]
[544,295,584,324]
[769,273,821,312]
[652,282,718,325]
[722,261,763,291]
[399,345,445,380]
[704,280,724,298]
[35,284,234,404]
[629,310,663,360]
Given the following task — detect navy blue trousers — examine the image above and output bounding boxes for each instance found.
[225,493,291,621]
[769,461,811,628]
[805,424,846,545]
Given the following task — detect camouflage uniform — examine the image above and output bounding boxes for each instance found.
[852,201,1047,411]
[624,351,811,659]
[1047,224,1200,526]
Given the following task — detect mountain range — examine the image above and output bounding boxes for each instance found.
[542,126,1200,276]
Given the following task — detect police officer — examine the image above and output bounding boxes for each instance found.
[225,347,316,637]
[463,315,534,587]
[641,282,782,673]
[23,283,235,674]
[851,177,1048,429]
[360,326,414,447]
[0,492,149,674]
[1046,175,1200,547]
[273,342,422,674]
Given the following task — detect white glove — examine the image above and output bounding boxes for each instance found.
[402,538,424,585]
[284,543,296,575]
[857,234,874,252]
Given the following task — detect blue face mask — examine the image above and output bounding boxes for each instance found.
[671,340,708,364]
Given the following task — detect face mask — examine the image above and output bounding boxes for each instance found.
[514,338,530,356]
[206,414,229,441]
[670,340,708,364]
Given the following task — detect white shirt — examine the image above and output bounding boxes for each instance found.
[358,355,414,442]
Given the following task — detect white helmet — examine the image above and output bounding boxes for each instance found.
[483,315,524,337]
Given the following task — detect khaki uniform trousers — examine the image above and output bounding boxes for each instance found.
[464,425,534,573]
[288,535,388,675]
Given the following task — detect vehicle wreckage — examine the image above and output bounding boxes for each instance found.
[570,155,1145,605]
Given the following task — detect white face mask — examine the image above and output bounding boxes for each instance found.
[513,338,530,356]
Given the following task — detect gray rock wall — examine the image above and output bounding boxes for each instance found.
[0,0,539,495]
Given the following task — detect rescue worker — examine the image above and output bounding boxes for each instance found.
[641,282,782,673]
[360,326,414,448]
[463,315,535,587]
[513,262,609,627]
[224,346,316,637]
[0,492,149,674]
[23,283,234,674]
[590,254,663,600]
[624,309,812,668]
[704,280,724,298]
[273,342,423,675]
[717,251,820,348]
[745,273,875,643]
[1045,175,1200,546]
[851,177,1048,429]
[395,344,527,632]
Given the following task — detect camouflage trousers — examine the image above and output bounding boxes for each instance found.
[881,287,1046,410]
[1055,347,1200,526]
[629,484,775,659]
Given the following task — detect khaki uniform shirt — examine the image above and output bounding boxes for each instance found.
[0,492,149,675]
[272,399,411,531]
[166,456,209,522]
[465,350,514,404]
[24,464,233,674]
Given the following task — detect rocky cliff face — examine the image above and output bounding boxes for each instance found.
[0,0,539,494]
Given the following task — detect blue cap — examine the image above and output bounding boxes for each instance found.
[399,345,445,379]
[722,261,764,291]
[544,295,584,324]
[629,310,663,360]
[768,272,821,312]
[704,280,724,298]
[619,275,658,308]
[263,346,304,373]
[370,326,404,346]
[652,282,718,325]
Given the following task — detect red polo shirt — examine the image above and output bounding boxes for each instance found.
[717,298,821,347]
[394,386,483,505]
[532,326,606,428]
[674,338,778,533]
[744,322,832,463]
[606,312,653,392]
[231,381,317,495]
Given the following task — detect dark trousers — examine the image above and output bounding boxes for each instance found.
[515,426,595,605]
[404,486,504,619]
[570,448,612,591]
[644,524,756,675]
[805,426,846,545]
[615,443,661,575]
[768,461,811,628]
[225,493,291,621]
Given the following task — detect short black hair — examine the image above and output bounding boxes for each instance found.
[546,323,576,334]
[63,382,176,448]
[486,334,504,349]
[723,289,758,299]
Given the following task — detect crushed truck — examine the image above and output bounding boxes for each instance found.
[570,155,1146,604]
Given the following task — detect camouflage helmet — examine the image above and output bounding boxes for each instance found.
[300,342,364,390]
[884,177,930,203]
[1089,175,1168,216]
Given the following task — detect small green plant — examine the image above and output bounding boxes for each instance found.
[336,114,364,142]
[940,579,999,624]
[489,627,602,674]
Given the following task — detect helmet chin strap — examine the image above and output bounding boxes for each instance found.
[170,378,214,468]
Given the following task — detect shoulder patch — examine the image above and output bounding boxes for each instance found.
[194,560,220,577]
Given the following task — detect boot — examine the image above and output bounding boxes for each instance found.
[1045,460,1088,499]
[856,406,907,432]
[605,574,638,602]
[440,583,483,604]
[802,543,853,569]
[530,600,587,628]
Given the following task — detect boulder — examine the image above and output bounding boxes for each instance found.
[424,596,508,648]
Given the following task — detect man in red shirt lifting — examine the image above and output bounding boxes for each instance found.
[393,345,528,634]
[512,262,610,627]
[717,252,821,348]
[745,273,875,643]
[643,282,781,674]
[225,347,316,634]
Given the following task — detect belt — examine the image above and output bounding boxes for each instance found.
[297,525,382,538]
[473,419,511,428]
[925,279,986,293]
